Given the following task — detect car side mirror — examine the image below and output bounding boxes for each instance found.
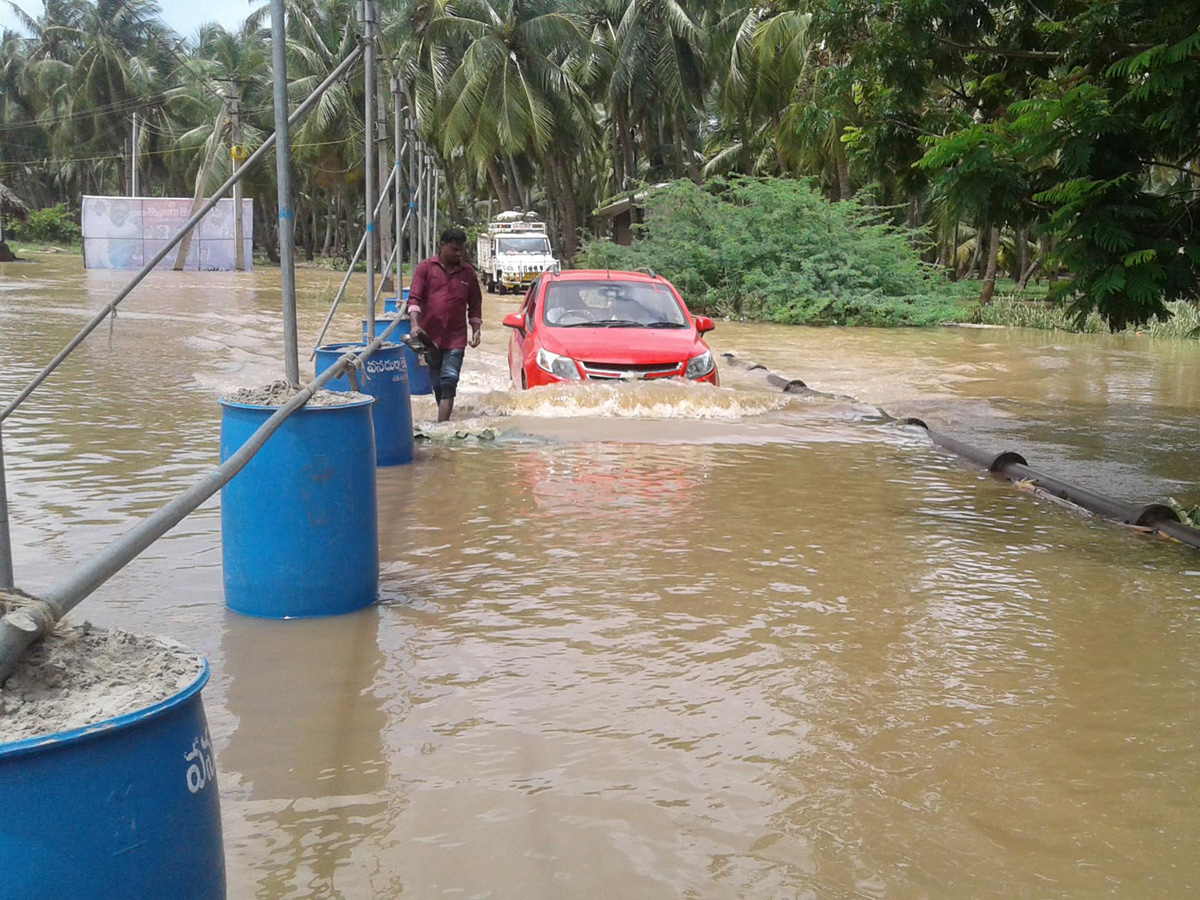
[694,315,715,334]
[502,313,525,330]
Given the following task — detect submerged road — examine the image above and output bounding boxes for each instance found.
[1,254,1198,898]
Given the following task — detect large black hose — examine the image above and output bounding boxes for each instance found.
[900,417,1200,550]
[721,352,1200,552]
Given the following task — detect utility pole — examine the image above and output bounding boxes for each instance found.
[361,0,378,338]
[271,0,300,383]
[229,82,245,272]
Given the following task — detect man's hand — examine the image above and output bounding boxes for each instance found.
[408,311,427,345]
[469,327,482,349]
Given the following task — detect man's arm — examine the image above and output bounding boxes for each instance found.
[467,272,482,348]
[407,261,428,340]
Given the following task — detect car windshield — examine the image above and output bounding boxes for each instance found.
[497,237,551,254]
[542,281,688,328]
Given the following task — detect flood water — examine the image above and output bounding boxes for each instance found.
[2,254,1199,899]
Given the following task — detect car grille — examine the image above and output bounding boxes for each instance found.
[579,360,683,380]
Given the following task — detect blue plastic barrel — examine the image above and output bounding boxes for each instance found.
[315,342,414,466]
[220,396,378,617]
[362,316,433,395]
[0,661,225,900]
[383,288,409,315]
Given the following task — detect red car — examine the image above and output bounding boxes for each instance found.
[503,270,718,388]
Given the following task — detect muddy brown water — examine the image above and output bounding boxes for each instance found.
[1,253,1198,898]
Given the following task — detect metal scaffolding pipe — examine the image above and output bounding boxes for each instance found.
[362,0,378,341]
[0,315,411,685]
[406,107,418,275]
[271,0,300,384]
[393,76,403,293]
[0,427,12,590]
[309,198,410,357]
[1,43,365,423]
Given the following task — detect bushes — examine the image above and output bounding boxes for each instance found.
[9,205,81,244]
[578,178,963,327]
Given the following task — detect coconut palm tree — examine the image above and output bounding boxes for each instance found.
[607,0,707,182]
[423,0,593,257]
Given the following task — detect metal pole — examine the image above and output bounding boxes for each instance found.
[407,105,418,272]
[131,112,140,197]
[415,150,426,263]
[426,154,435,254]
[308,165,404,356]
[393,76,403,294]
[0,44,365,422]
[362,0,377,339]
[376,240,399,304]
[0,427,13,590]
[231,84,245,272]
[0,314,413,685]
[271,0,300,384]
[376,64,391,293]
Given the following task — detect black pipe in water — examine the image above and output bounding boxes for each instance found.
[719,352,1200,551]
[898,417,1200,551]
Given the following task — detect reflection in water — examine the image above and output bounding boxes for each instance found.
[2,255,1199,898]
[220,610,393,899]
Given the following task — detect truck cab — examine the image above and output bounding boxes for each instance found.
[477,212,559,295]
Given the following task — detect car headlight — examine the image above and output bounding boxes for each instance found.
[685,350,714,379]
[536,347,581,381]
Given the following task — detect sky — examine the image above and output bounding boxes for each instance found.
[1,0,265,41]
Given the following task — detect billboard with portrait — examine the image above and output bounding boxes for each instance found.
[82,196,254,271]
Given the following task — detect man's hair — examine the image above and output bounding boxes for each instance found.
[441,228,467,246]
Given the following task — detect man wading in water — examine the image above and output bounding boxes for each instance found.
[405,228,483,422]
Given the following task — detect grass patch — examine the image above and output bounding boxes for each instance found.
[970,297,1200,338]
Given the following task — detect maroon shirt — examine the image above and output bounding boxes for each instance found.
[406,257,483,350]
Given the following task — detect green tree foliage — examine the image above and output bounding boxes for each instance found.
[1,0,1197,329]
[8,203,79,242]
[816,0,1200,328]
[578,178,962,326]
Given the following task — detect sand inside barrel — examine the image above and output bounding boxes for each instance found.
[0,609,204,744]
[222,379,371,408]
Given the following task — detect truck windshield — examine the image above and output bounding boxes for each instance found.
[497,237,551,254]
[542,281,688,328]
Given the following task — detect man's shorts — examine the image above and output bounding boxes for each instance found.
[426,347,465,401]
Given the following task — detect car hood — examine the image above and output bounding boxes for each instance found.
[540,326,707,363]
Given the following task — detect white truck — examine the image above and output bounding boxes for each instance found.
[476,211,558,294]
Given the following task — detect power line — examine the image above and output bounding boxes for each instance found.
[0,138,358,172]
